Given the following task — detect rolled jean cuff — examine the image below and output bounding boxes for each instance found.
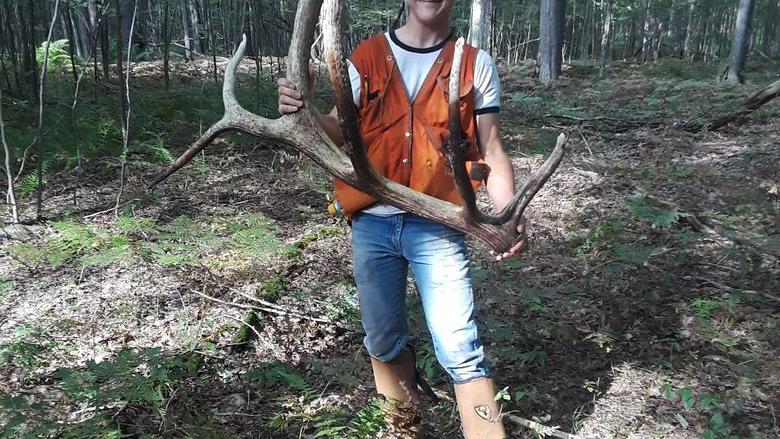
[452,373,492,385]
[366,334,410,363]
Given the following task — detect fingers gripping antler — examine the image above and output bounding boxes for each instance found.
[151,0,566,254]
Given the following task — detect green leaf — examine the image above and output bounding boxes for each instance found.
[699,394,720,411]
[662,384,677,401]
[678,388,695,410]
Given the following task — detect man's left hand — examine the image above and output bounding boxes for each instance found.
[492,220,528,262]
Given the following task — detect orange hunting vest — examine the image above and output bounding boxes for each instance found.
[332,34,485,217]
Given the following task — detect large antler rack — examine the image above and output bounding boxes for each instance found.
[151,0,566,254]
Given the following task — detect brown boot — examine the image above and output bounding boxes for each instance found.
[454,378,507,439]
[371,348,423,438]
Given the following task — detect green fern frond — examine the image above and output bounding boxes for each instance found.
[117,216,158,236]
[627,191,688,228]
[132,139,174,165]
[19,161,54,197]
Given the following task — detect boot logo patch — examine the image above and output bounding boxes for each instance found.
[474,405,493,421]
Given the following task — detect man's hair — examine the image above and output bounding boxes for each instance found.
[392,0,406,29]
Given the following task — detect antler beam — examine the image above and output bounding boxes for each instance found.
[150,0,566,254]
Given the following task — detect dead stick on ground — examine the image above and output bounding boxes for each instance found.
[504,414,581,439]
[226,315,264,341]
[192,289,349,329]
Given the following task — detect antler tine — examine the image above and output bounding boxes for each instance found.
[443,38,567,229]
[445,37,481,222]
[149,36,252,188]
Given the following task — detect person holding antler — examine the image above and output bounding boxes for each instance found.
[278,1,524,437]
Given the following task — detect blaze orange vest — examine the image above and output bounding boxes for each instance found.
[333,34,486,217]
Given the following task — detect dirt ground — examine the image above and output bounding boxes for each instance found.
[1,58,778,438]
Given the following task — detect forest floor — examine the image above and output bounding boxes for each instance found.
[1,57,779,439]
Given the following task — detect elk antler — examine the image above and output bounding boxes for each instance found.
[151,0,566,254]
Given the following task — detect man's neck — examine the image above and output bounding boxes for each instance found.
[394,20,451,49]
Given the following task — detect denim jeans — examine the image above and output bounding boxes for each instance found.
[351,212,490,384]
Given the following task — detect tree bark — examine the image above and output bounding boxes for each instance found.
[162,0,171,89]
[599,0,612,74]
[35,0,62,219]
[774,0,780,58]
[727,0,756,83]
[468,0,494,51]
[683,0,696,59]
[641,0,652,62]
[0,86,19,223]
[539,0,565,85]
[181,0,194,60]
[760,0,775,55]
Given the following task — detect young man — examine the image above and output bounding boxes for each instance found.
[278,1,525,437]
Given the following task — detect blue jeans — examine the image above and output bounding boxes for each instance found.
[351,212,490,384]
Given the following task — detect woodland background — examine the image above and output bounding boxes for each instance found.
[0,0,778,438]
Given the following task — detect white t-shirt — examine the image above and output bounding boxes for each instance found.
[347,30,501,217]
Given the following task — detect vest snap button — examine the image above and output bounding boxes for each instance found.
[402,159,409,164]
[437,58,443,63]
[386,55,393,61]
[405,132,410,137]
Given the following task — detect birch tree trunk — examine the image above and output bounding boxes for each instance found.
[181,0,194,60]
[727,0,756,83]
[468,0,494,50]
[599,0,612,74]
[683,0,696,59]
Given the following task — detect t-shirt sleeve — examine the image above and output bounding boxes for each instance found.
[473,50,501,115]
[347,60,362,109]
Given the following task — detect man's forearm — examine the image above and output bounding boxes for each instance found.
[484,148,515,211]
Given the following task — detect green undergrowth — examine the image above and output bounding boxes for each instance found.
[0,326,382,438]
[504,61,778,130]
[5,213,289,271]
[0,329,200,438]
[1,70,277,197]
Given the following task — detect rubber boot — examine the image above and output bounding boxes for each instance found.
[371,348,423,438]
[454,378,507,439]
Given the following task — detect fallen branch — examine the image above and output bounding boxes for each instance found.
[191,288,351,330]
[709,78,780,130]
[696,277,780,303]
[505,414,581,439]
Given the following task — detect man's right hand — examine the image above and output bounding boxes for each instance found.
[277,77,304,115]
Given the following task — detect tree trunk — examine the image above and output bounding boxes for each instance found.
[539,0,565,85]
[0,86,19,223]
[35,0,62,219]
[727,0,756,83]
[468,0,494,50]
[181,0,194,60]
[190,0,206,53]
[683,0,696,59]
[163,0,171,89]
[599,0,612,74]
[775,0,780,58]
[764,0,778,56]
[641,0,652,62]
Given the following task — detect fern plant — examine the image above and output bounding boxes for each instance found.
[19,160,53,197]
[131,139,174,165]
[627,191,688,228]
[36,40,77,73]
